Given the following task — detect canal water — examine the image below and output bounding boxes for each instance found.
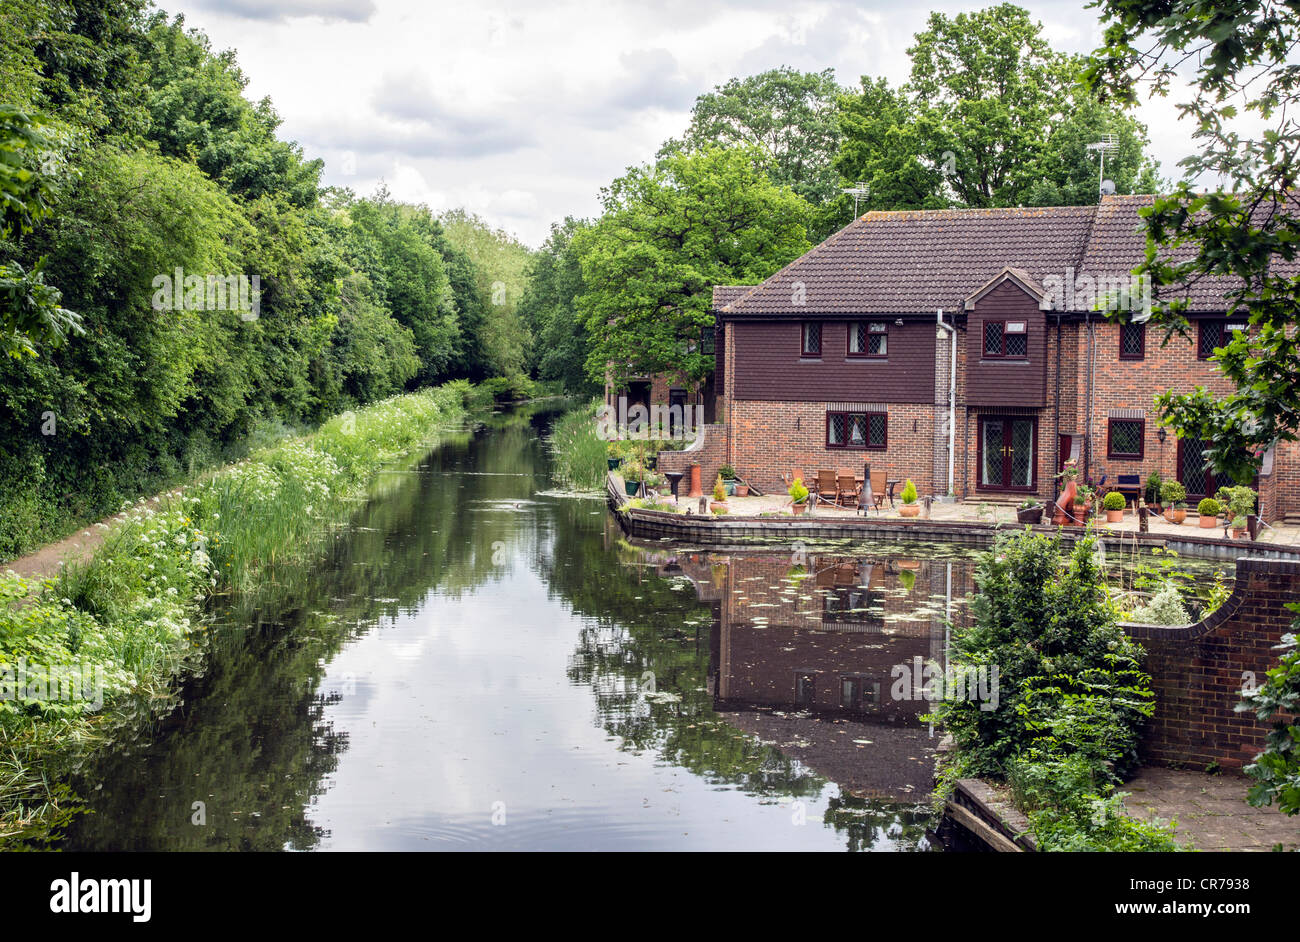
[53,404,1223,852]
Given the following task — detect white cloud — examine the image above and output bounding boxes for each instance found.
[167,0,1232,245]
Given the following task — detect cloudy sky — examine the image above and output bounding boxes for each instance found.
[167,0,1217,247]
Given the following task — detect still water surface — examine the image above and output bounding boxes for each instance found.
[55,404,1206,852]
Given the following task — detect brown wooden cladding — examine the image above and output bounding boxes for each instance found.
[729,319,936,402]
[965,280,1048,407]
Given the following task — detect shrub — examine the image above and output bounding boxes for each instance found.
[900,479,918,504]
[1197,497,1220,516]
[788,477,809,504]
[1241,619,1300,815]
[1160,480,1187,508]
[1102,491,1126,511]
[1215,485,1257,526]
[717,464,736,480]
[712,475,727,502]
[930,530,1155,781]
[1127,581,1192,626]
[1144,470,1163,505]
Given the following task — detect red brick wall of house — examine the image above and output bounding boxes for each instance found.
[656,423,729,494]
[729,399,938,497]
[1125,557,1300,769]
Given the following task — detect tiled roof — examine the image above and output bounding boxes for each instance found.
[712,285,751,308]
[719,195,1247,316]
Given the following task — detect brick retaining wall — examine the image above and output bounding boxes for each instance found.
[1123,557,1300,770]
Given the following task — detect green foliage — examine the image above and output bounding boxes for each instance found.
[788,477,809,504]
[712,474,727,502]
[1008,755,1182,851]
[1215,485,1257,525]
[517,217,597,395]
[717,464,736,480]
[1240,616,1300,815]
[1103,491,1127,511]
[932,530,1155,780]
[547,405,607,492]
[576,145,811,386]
[1143,469,1163,505]
[1127,580,1191,626]
[1087,1,1300,483]
[1197,497,1221,516]
[481,374,535,402]
[900,479,918,504]
[1159,480,1186,508]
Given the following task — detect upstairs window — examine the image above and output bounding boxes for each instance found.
[1198,320,1247,359]
[848,321,888,357]
[984,320,1028,358]
[1120,322,1146,360]
[801,322,822,357]
[826,411,887,450]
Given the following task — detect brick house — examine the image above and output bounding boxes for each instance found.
[697,194,1300,523]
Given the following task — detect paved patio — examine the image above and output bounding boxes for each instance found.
[668,489,1300,548]
[1122,766,1300,851]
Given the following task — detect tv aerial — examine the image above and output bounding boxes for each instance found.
[1087,135,1119,198]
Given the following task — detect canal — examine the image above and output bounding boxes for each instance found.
[53,403,1224,852]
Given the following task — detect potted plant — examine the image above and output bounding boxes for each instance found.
[1160,481,1187,524]
[788,477,810,515]
[622,458,645,497]
[1102,490,1126,523]
[898,479,920,517]
[711,474,729,514]
[1016,498,1043,525]
[1216,485,1257,539]
[1072,484,1095,524]
[1144,470,1164,513]
[1196,497,1221,528]
[718,464,737,496]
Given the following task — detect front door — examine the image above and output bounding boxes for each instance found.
[1177,438,1216,500]
[979,417,1037,491]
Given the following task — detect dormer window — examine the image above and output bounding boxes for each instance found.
[984,320,1027,358]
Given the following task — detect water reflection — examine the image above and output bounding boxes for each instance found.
[52,404,1207,852]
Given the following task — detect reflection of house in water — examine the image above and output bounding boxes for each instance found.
[647,548,975,801]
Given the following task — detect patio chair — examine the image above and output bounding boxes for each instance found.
[783,468,809,506]
[836,469,861,508]
[869,469,887,511]
[815,469,840,506]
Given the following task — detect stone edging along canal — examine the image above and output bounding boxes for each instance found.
[604,472,1299,562]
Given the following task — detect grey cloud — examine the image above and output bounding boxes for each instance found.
[362,73,538,158]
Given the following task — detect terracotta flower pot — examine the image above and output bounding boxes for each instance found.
[1198,514,1219,529]
[899,504,920,517]
[735,484,749,497]
[1232,527,1246,539]
[1163,508,1186,525]
[792,502,807,515]
[1105,509,1123,523]
[712,500,728,514]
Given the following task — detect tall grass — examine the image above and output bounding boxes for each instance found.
[548,403,608,491]
[0,384,472,843]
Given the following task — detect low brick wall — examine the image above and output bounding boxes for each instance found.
[1123,557,1300,770]
[655,423,729,494]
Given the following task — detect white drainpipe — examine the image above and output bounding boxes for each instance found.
[937,309,957,496]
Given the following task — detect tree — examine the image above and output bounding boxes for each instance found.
[516,217,597,394]
[575,146,811,386]
[662,67,844,212]
[0,105,81,357]
[903,3,1155,208]
[1086,0,1300,486]
[831,77,947,219]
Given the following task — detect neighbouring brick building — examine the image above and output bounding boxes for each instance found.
[686,194,1300,523]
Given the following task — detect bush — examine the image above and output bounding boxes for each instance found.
[1160,480,1187,508]
[717,464,736,480]
[1127,580,1192,626]
[1215,485,1257,526]
[1197,497,1220,516]
[900,479,918,504]
[788,477,809,504]
[481,374,535,402]
[712,475,727,502]
[1102,491,1126,511]
[1144,470,1163,505]
[1241,623,1300,815]
[931,530,1155,780]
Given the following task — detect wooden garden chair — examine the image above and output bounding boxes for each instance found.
[836,469,861,508]
[816,469,840,506]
